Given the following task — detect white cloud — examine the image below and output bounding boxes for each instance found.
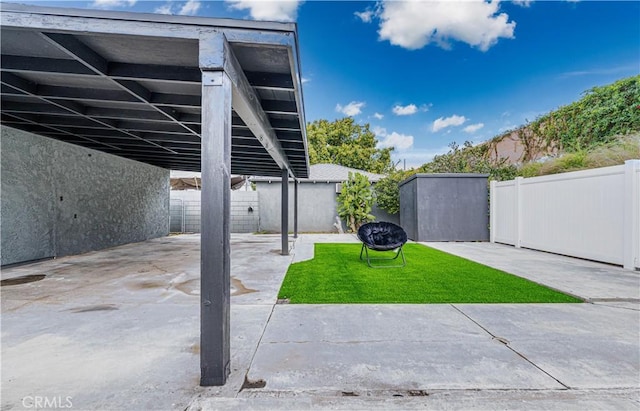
[373,127,414,151]
[336,101,365,117]
[355,10,375,23]
[179,0,201,15]
[91,0,136,8]
[392,104,418,116]
[301,77,310,84]
[463,123,485,133]
[154,2,173,14]
[512,0,533,7]
[373,112,384,120]
[558,63,638,79]
[432,114,467,132]
[372,125,386,136]
[374,0,515,51]
[380,132,414,150]
[226,0,302,22]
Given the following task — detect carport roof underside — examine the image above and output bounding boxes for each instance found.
[0,3,309,178]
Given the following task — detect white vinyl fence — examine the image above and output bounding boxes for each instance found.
[490,160,640,270]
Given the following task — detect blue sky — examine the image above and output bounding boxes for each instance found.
[17,1,640,168]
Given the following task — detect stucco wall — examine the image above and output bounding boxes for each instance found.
[256,181,399,233]
[1,126,169,266]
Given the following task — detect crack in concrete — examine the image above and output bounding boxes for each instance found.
[260,339,462,345]
[238,387,589,399]
[450,304,571,390]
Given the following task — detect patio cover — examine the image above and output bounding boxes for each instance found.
[0,3,309,178]
[0,2,309,387]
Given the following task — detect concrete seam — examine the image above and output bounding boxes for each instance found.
[450,304,571,390]
[590,302,640,312]
[237,302,277,397]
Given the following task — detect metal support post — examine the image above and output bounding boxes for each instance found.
[294,178,298,238]
[281,168,289,255]
[199,70,232,386]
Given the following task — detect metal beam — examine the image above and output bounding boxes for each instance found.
[108,62,201,83]
[39,32,200,137]
[286,37,310,179]
[6,113,117,129]
[270,118,302,131]
[244,71,294,90]
[294,178,298,239]
[2,112,123,150]
[1,71,177,154]
[0,55,95,76]
[31,85,139,103]
[86,107,176,122]
[0,55,203,84]
[1,100,72,115]
[1,82,202,109]
[232,116,300,131]
[199,32,293,174]
[0,3,297,39]
[142,134,201,144]
[281,167,289,255]
[261,99,297,114]
[199,70,231,386]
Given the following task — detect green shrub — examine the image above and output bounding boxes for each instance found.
[374,169,412,215]
[337,172,375,232]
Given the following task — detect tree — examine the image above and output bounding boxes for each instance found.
[337,172,375,232]
[374,169,413,215]
[307,117,393,173]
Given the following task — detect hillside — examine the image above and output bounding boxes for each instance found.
[486,75,640,165]
[418,75,640,179]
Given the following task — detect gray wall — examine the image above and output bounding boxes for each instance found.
[1,126,170,266]
[399,174,489,242]
[169,190,259,233]
[256,181,398,233]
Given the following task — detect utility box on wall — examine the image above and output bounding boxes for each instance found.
[399,173,489,242]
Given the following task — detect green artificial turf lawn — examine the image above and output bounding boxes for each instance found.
[278,243,582,304]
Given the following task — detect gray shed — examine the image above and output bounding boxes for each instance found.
[399,173,489,241]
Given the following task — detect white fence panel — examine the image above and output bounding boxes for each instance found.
[490,160,640,269]
[627,164,640,269]
[519,166,625,265]
[637,167,640,262]
[491,180,516,245]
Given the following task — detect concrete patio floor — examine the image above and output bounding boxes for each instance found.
[1,234,639,410]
